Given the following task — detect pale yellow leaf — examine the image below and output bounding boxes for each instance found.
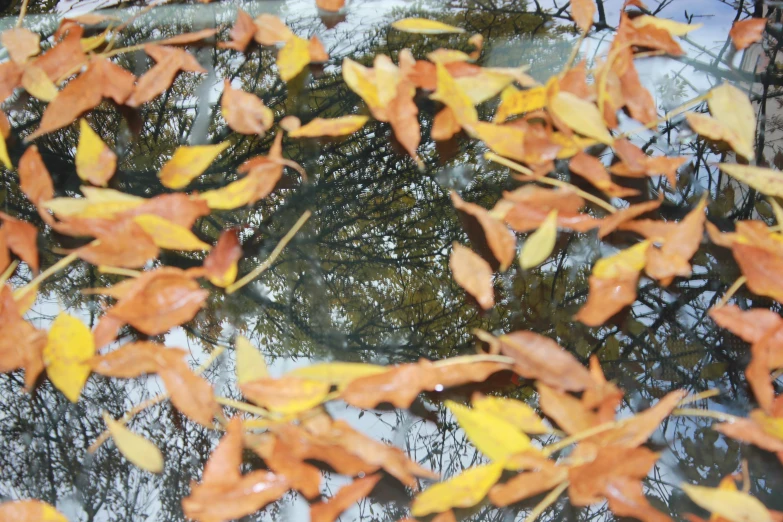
[0,130,10,170]
[277,35,311,82]
[686,113,754,161]
[631,15,702,36]
[709,83,756,161]
[549,91,614,145]
[681,484,772,522]
[342,58,383,119]
[431,63,477,126]
[286,362,388,388]
[718,163,783,198]
[133,214,211,251]
[495,85,547,122]
[21,64,58,102]
[76,119,117,186]
[391,18,466,34]
[102,412,164,473]
[43,314,95,402]
[411,462,504,517]
[288,116,369,138]
[446,400,536,468]
[427,49,472,64]
[456,70,514,105]
[472,395,550,434]
[235,335,269,385]
[520,209,558,269]
[44,188,144,219]
[196,174,259,210]
[158,142,229,189]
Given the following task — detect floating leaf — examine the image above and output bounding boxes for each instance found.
[43,314,95,402]
[221,80,274,135]
[157,349,218,427]
[286,362,387,387]
[431,62,478,126]
[519,209,558,269]
[451,191,516,271]
[310,475,381,522]
[18,145,54,205]
[158,142,229,189]
[681,484,772,522]
[254,14,294,46]
[549,91,613,145]
[391,18,465,35]
[1,28,40,64]
[75,119,116,186]
[316,0,346,12]
[241,376,331,414]
[102,412,164,473]
[471,393,550,434]
[127,45,206,107]
[0,500,67,521]
[495,85,546,122]
[571,0,596,32]
[708,83,756,160]
[235,335,268,385]
[133,215,211,251]
[203,229,241,287]
[730,18,766,50]
[288,116,369,138]
[718,163,783,198]
[450,242,494,309]
[0,213,39,271]
[219,9,256,52]
[489,468,567,507]
[277,35,311,81]
[411,462,503,517]
[631,15,702,36]
[21,64,58,102]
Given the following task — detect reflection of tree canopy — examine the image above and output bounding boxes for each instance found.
[1,0,783,520]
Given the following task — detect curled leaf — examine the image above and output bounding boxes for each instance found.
[288,116,369,138]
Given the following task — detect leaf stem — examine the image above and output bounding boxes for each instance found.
[542,420,624,456]
[524,480,568,522]
[16,0,29,27]
[215,397,272,417]
[97,265,142,278]
[716,276,747,308]
[0,260,19,286]
[432,354,516,367]
[677,388,720,407]
[672,408,742,423]
[226,211,312,294]
[13,250,82,301]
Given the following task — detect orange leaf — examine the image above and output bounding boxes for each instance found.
[0,500,67,521]
[316,0,345,12]
[219,9,256,52]
[310,475,381,522]
[598,390,687,447]
[450,192,516,271]
[569,446,660,505]
[605,476,673,522]
[538,383,598,435]
[1,28,40,64]
[157,28,218,46]
[449,242,494,309]
[241,375,330,414]
[204,229,242,288]
[253,14,294,46]
[0,286,46,390]
[644,196,706,285]
[569,151,640,198]
[90,341,174,378]
[571,0,596,32]
[388,80,421,162]
[18,145,53,205]
[127,45,206,107]
[488,468,567,507]
[0,213,38,272]
[733,243,783,302]
[730,18,766,50]
[157,349,217,427]
[264,438,321,499]
[75,219,158,268]
[308,35,330,63]
[288,115,369,138]
[597,197,663,238]
[221,80,274,135]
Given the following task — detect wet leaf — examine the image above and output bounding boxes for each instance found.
[127,45,206,107]
[219,9,256,51]
[0,500,67,521]
[450,242,494,309]
[495,85,547,123]
[288,115,369,138]
[538,382,597,435]
[157,349,217,427]
[102,412,164,473]
[718,163,783,198]
[158,142,230,189]
[43,314,95,402]
[605,476,673,522]
[391,18,465,35]
[235,335,269,385]
[18,145,54,205]
[316,0,346,12]
[277,35,311,81]
[569,151,639,198]
[133,214,211,251]
[549,91,614,145]
[286,362,387,387]
[342,58,383,118]
[75,119,117,186]
[89,342,171,378]
[75,219,158,268]
[519,209,558,269]
[571,0,596,32]
[310,475,381,522]
[730,18,766,50]
[0,288,46,390]
[687,112,753,161]
[241,376,331,414]
[471,393,550,434]
[411,462,503,517]
[598,390,686,447]
[221,80,274,135]
[709,83,756,160]
[203,229,241,287]
[569,446,660,505]
[681,484,772,522]
[308,36,330,63]
[157,28,218,46]
[446,400,537,467]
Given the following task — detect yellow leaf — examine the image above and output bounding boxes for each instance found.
[235,335,269,385]
[286,362,387,388]
[197,174,259,210]
[709,83,756,161]
[288,116,369,138]
[158,142,229,189]
[718,163,783,198]
[431,62,477,126]
[549,91,613,145]
[342,58,383,118]
[391,18,465,34]
[750,410,783,440]
[0,130,10,170]
[456,70,515,105]
[472,395,550,434]
[133,214,211,251]
[593,240,651,279]
[631,15,703,36]
[277,35,311,82]
[0,500,68,522]
[21,64,58,102]
[519,209,558,269]
[76,119,117,186]
[43,314,95,402]
[411,462,504,517]
[81,27,111,52]
[495,85,547,122]
[680,483,772,522]
[44,188,144,219]
[445,400,535,468]
[686,113,753,161]
[102,412,164,473]
[426,49,472,64]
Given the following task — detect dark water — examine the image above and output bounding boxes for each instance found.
[0,0,781,520]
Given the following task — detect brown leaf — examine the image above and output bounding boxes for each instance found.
[498,331,594,391]
[644,196,706,285]
[613,12,683,56]
[598,390,687,447]
[571,0,596,32]
[310,474,381,522]
[221,80,274,135]
[122,193,211,229]
[450,192,516,271]
[617,49,656,125]
[569,151,639,198]
[264,438,321,499]
[90,341,175,378]
[746,330,779,413]
[388,80,421,162]
[157,349,217,427]
[104,267,208,336]
[308,36,330,63]
[0,286,46,390]
[733,243,783,302]
[611,139,687,187]
[500,186,599,233]
[709,305,783,348]
[18,145,53,205]
[569,446,659,505]
[450,242,494,309]
[714,416,783,453]
[203,229,242,288]
[605,476,673,522]
[488,467,568,507]
[597,197,663,238]
[575,270,639,326]
[538,383,598,435]
[75,219,158,268]
[254,14,294,46]
[27,57,135,141]
[183,418,290,521]
[37,25,87,82]
[127,45,206,107]
[1,28,40,64]
[219,9,256,51]
[0,212,39,271]
[730,18,766,50]
[0,61,23,103]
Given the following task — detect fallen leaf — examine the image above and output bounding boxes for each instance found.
[0,213,39,271]
[285,362,387,388]
[43,314,95,402]
[597,197,663,239]
[450,191,516,271]
[730,18,766,50]
[158,142,230,189]
[221,80,274,135]
[681,483,772,522]
[569,446,660,505]
[264,438,321,498]
[549,91,613,145]
[539,383,598,435]
[133,214,211,251]
[644,196,706,285]
[687,112,753,161]
[75,119,117,186]
[75,219,158,268]
[253,14,294,46]
[489,468,568,507]
[235,335,269,385]
[102,411,164,473]
[204,229,242,287]
[467,121,526,162]
[1,28,40,64]
[0,287,46,390]
[316,0,345,12]
[391,18,465,34]
[310,475,381,522]
[18,145,54,205]
[718,163,783,198]
[411,462,503,517]
[388,80,421,162]
[732,243,783,302]
[631,15,702,36]
[277,35,311,81]
[157,28,218,46]
[708,83,756,160]
[89,342,172,378]
[219,9,256,51]
[569,151,639,198]
[21,64,58,102]
[495,85,547,123]
[571,0,596,32]
[605,477,673,522]
[599,390,686,447]
[308,36,329,62]
[431,63,478,126]
[427,49,472,64]
[241,375,331,414]
[0,500,67,521]
[127,45,206,107]
[450,242,494,309]
[519,209,558,269]
[471,393,550,434]
[288,115,369,138]
[157,349,217,427]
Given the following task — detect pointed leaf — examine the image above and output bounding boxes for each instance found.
[450,242,494,309]
[158,142,229,189]
[277,35,311,81]
[520,209,558,269]
[102,412,164,473]
[288,116,369,138]
[43,314,95,402]
[286,362,387,387]
[391,18,465,34]
[718,163,783,198]
[235,335,269,385]
[411,462,504,517]
[133,215,211,251]
[221,80,274,135]
[76,119,116,186]
[549,91,614,145]
[681,484,772,522]
[730,18,766,50]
